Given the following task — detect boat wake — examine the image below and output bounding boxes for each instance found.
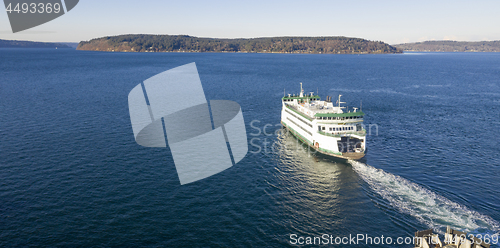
[348,160,500,235]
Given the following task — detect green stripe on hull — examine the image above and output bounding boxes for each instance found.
[314,111,365,118]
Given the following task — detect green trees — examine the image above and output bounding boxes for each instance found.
[77,35,402,54]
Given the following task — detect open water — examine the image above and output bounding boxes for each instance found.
[1,49,499,247]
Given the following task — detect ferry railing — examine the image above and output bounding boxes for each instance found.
[317,129,366,137]
[285,104,313,121]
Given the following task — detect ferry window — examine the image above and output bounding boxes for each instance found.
[329,127,332,131]
[318,126,321,131]
[322,126,325,130]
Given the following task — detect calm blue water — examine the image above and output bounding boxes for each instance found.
[1,49,499,247]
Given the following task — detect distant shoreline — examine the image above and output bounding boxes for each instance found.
[393,40,500,52]
[0,39,76,49]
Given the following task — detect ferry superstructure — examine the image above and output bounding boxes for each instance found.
[281,83,366,160]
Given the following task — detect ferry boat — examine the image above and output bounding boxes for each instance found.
[281,83,366,160]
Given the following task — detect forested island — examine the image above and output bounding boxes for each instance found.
[0,39,71,48]
[76,34,402,54]
[394,40,500,52]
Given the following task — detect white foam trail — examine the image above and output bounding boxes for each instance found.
[349,160,500,234]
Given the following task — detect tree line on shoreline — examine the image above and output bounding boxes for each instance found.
[76,34,402,54]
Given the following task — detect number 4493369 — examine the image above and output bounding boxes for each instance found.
[5,2,61,14]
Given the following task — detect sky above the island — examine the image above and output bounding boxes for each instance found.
[1,0,499,44]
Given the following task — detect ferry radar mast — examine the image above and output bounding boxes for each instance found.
[338,95,346,109]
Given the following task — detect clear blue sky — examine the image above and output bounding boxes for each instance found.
[1,0,499,44]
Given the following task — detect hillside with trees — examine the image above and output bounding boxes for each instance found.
[394,40,500,52]
[77,34,402,54]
